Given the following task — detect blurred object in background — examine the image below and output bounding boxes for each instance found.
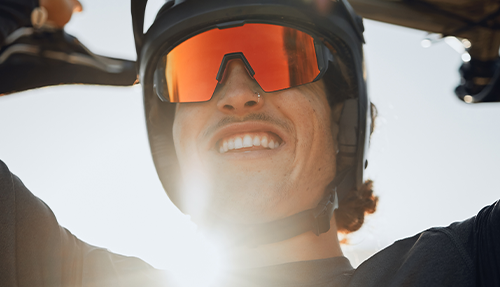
[0,0,136,96]
[350,0,500,103]
[38,0,83,28]
[0,27,137,95]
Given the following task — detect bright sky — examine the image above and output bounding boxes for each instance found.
[0,0,499,278]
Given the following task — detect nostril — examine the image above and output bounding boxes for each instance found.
[244,101,257,107]
[223,104,235,110]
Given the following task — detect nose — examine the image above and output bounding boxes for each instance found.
[216,59,264,116]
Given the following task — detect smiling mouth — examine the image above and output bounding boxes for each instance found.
[217,132,283,154]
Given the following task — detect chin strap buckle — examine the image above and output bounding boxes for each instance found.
[312,191,338,236]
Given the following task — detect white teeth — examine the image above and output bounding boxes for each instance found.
[243,135,253,147]
[218,134,281,153]
[234,137,243,149]
[253,136,261,146]
[261,136,268,148]
[269,140,275,149]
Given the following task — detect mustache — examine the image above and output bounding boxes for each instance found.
[202,113,294,140]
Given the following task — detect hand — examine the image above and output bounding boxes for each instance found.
[39,0,83,28]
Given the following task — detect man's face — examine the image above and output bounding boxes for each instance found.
[172,60,338,224]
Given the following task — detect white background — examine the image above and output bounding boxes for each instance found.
[0,0,499,274]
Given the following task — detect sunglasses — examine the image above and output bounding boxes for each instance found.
[154,23,334,103]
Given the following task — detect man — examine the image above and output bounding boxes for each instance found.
[136,1,499,285]
[0,0,499,286]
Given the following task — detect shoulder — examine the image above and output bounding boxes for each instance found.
[347,199,500,287]
[347,221,476,287]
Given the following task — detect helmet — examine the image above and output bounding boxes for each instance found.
[131,0,370,246]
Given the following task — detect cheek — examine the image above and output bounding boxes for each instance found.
[172,111,183,153]
[280,86,333,144]
[172,106,198,160]
[291,85,336,173]
[173,103,214,168]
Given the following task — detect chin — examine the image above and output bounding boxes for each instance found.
[205,171,294,224]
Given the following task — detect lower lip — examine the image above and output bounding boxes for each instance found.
[215,144,285,160]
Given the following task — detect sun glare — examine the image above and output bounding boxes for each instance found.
[169,229,223,287]
[168,167,223,287]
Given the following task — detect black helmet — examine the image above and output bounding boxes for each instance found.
[132,0,370,246]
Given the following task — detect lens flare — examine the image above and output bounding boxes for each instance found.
[170,231,223,287]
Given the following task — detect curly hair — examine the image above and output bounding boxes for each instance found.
[335,180,378,234]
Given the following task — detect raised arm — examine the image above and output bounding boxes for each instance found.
[473,200,500,285]
[0,0,135,95]
[0,159,172,286]
[0,159,86,286]
[0,0,38,46]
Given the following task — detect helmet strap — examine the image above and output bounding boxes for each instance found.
[202,167,356,247]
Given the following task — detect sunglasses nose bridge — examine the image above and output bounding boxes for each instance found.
[216,52,256,83]
[215,59,264,114]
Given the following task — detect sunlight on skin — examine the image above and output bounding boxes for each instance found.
[39,0,83,28]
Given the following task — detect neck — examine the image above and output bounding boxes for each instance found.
[218,217,343,269]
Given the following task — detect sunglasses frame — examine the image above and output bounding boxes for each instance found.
[153,22,335,103]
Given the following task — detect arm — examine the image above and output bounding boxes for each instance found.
[0,0,136,95]
[0,0,83,46]
[473,200,500,286]
[0,160,172,287]
[0,0,38,46]
[0,159,86,286]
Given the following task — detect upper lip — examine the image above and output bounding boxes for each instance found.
[207,121,289,151]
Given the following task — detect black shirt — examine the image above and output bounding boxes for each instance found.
[1,159,499,286]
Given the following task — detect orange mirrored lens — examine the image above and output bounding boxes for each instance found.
[164,23,320,103]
